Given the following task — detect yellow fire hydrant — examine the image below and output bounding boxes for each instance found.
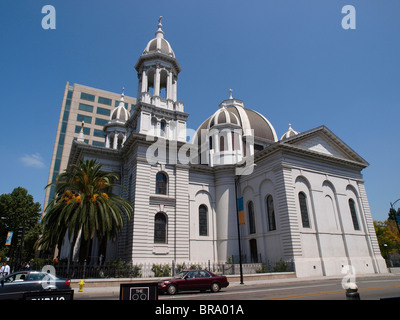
[78,280,85,292]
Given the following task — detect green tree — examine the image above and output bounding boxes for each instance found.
[0,187,41,265]
[388,208,400,235]
[38,159,133,262]
[374,220,400,259]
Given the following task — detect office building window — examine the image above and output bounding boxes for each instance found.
[78,103,94,113]
[80,92,95,102]
[77,114,92,124]
[98,96,112,106]
[95,118,108,126]
[75,126,90,135]
[97,107,111,116]
[92,141,105,147]
[93,129,105,138]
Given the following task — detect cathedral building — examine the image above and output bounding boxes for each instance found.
[59,18,387,277]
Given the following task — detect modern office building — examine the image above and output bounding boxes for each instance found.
[44,83,136,210]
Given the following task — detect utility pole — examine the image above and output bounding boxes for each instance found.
[234,175,244,285]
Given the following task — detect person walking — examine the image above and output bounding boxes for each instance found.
[0,262,10,277]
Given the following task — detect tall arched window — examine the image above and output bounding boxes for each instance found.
[266,195,276,231]
[156,172,167,195]
[348,199,360,231]
[160,120,166,137]
[199,205,208,236]
[220,135,225,151]
[248,201,256,234]
[298,192,310,228]
[154,212,167,243]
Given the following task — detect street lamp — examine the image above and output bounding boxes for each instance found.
[234,175,244,285]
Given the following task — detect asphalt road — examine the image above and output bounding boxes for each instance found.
[160,275,400,300]
[74,273,400,300]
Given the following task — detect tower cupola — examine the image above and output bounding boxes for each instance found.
[104,89,129,150]
[134,17,183,111]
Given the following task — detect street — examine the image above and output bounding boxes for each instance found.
[74,274,400,300]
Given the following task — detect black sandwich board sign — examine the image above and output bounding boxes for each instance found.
[120,282,158,300]
[23,289,74,300]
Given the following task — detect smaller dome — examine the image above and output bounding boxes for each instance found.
[143,17,175,58]
[110,91,129,122]
[209,107,240,128]
[281,124,299,140]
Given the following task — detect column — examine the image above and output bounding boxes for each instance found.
[113,132,118,149]
[167,72,173,100]
[105,135,110,148]
[173,77,177,101]
[154,67,160,96]
[141,70,148,93]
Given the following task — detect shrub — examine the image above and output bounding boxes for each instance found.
[273,259,288,272]
[151,264,171,277]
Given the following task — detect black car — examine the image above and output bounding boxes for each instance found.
[0,270,71,300]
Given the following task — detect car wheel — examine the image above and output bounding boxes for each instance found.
[167,284,177,295]
[211,282,220,293]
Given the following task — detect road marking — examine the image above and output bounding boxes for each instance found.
[266,286,400,300]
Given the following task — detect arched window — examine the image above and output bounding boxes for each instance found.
[298,192,310,228]
[154,212,167,243]
[199,205,208,236]
[220,135,225,151]
[248,201,256,234]
[249,239,258,263]
[160,120,166,137]
[151,117,157,135]
[156,172,167,195]
[348,199,360,230]
[266,195,276,231]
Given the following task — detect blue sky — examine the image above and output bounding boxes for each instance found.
[0,0,399,222]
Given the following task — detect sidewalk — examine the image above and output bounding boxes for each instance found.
[73,272,398,299]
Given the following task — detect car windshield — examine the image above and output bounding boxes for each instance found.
[172,271,188,279]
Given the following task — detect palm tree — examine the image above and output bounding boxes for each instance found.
[38,159,133,262]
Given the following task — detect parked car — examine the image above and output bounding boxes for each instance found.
[158,269,229,295]
[0,270,71,300]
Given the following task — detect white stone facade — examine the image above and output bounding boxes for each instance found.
[64,18,387,277]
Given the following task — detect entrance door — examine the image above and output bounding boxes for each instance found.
[249,239,258,263]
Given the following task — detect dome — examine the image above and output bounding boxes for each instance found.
[209,107,240,128]
[144,38,175,58]
[110,91,129,122]
[111,104,129,122]
[196,97,278,142]
[142,17,175,58]
[280,124,299,140]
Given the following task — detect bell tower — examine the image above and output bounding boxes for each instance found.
[128,17,188,142]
